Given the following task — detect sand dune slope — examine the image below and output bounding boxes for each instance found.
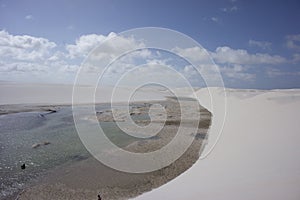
[135,88,300,200]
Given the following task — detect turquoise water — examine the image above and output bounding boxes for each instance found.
[0,105,136,199]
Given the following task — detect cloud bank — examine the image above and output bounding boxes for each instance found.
[0,30,298,87]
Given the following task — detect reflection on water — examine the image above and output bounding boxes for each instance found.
[0,105,133,199]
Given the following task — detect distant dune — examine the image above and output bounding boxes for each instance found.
[0,83,172,105]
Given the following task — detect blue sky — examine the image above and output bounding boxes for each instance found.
[0,0,300,89]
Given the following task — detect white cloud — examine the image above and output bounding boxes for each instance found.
[211,46,286,81]
[66,32,145,60]
[172,46,258,83]
[249,39,272,50]
[0,31,152,83]
[172,45,288,83]
[172,47,222,85]
[114,62,188,87]
[266,68,300,78]
[66,33,114,58]
[172,46,210,63]
[0,30,74,82]
[47,51,67,62]
[292,53,300,63]
[25,15,33,20]
[212,46,286,65]
[0,30,56,50]
[68,32,150,77]
[266,68,282,77]
[0,30,56,61]
[221,6,238,12]
[221,64,256,81]
[0,62,47,72]
[59,64,79,73]
[90,35,145,62]
[67,25,74,30]
[286,34,300,51]
[211,17,219,23]
[0,30,295,86]
[181,65,205,86]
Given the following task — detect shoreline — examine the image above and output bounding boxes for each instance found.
[6,99,211,200]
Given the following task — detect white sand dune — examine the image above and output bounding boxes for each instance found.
[0,83,196,105]
[0,83,172,104]
[134,88,300,200]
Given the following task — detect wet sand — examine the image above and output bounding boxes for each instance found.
[15,99,211,200]
[0,104,61,115]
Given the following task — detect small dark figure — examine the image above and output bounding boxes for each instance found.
[97,193,102,200]
[21,163,26,170]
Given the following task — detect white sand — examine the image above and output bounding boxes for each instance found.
[0,83,162,105]
[134,88,300,200]
[0,83,194,105]
[2,83,300,199]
